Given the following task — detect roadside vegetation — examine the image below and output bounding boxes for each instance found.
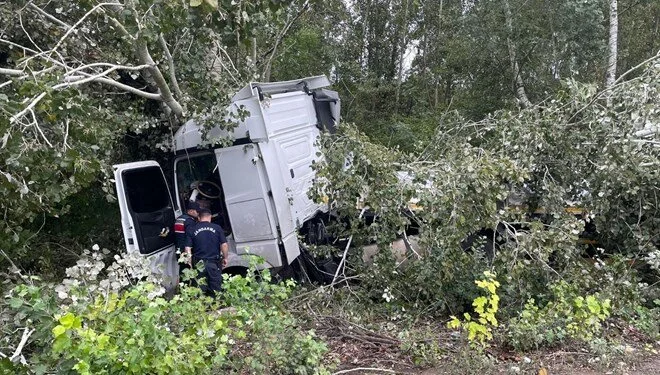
[1,0,659,373]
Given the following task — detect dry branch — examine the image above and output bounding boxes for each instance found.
[332,368,397,375]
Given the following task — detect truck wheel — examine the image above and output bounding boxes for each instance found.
[297,244,338,284]
[223,266,248,277]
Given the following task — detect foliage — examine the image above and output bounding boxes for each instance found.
[2,250,329,375]
[447,271,500,349]
[311,57,659,360]
[0,0,292,271]
[50,283,232,375]
[311,121,527,313]
[215,266,330,375]
[507,281,612,351]
[2,0,660,369]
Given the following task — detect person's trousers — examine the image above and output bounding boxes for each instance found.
[194,258,223,297]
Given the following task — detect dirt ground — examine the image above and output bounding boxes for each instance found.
[418,354,660,375]
[321,327,660,375]
[330,353,660,375]
[307,308,660,375]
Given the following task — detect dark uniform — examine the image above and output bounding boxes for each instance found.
[174,202,199,282]
[185,221,227,297]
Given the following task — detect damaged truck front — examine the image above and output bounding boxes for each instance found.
[112,76,340,287]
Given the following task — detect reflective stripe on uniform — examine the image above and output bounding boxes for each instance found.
[174,221,186,233]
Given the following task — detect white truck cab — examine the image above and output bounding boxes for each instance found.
[113,76,340,285]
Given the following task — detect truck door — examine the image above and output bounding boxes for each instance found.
[113,161,178,283]
[215,144,298,267]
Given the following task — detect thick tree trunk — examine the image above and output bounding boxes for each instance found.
[605,0,618,88]
[394,0,410,114]
[503,0,532,109]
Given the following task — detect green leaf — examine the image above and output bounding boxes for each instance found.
[9,298,23,309]
[59,312,76,328]
[190,0,202,6]
[52,335,71,353]
[52,325,67,338]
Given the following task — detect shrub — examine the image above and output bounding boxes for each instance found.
[507,281,611,351]
[3,250,330,375]
[447,271,500,349]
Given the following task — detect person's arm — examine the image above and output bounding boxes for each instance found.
[184,247,193,266]
[218,229,229,268]
[184,231,194,266]
[220,243,229,268]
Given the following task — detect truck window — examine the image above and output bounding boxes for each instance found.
[123,166,170,213]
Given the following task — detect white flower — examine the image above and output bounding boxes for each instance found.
[382,288,394,303]
[92,244,100,251]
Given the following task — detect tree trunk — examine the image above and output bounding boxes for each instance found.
[503,0,532,108]
[434,0,443,110]
[394,0,410,114]
[605,0,618,88]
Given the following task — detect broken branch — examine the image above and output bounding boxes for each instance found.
[158,34,183,100]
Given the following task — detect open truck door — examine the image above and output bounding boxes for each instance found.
[215,144,300,268]
[113,161,178,287]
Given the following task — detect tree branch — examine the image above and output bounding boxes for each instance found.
[158,34,184,99]
[10,69,161,124]
[28,3,72,29]
[332,207,366,284]
[503,0,532,108]
[605,0,618,88]
[135,40,184,117]
[10,328,35,365]
[56,64,151,89]
[50,2,123,56]
[262,0,310,81]
[0,68,27,76]
[10,93,47,124]
[615,49,660,85]
[61,75,162,100]
[63,62,150,77]
[332,368,396,375]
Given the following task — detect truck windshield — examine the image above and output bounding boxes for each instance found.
[175,153,232,234]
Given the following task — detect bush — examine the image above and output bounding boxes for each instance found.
[447,271,500,349]
[215,266,330,375]
[2,250,330,375]
[507,281,611,351]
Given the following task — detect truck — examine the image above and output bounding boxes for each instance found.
[112,76,340,286]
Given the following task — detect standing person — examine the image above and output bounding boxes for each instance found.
[185,208,229,297]
[174,201,200,284]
